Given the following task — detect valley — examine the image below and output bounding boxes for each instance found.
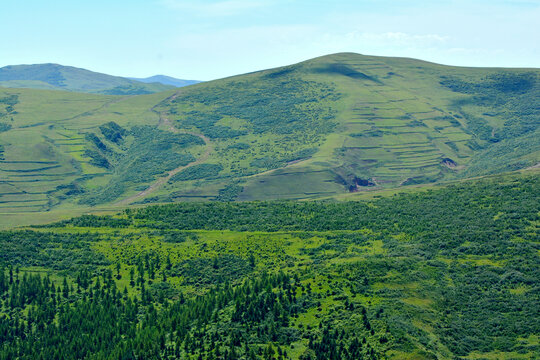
[0,53,538,359]
[3,0,538,358]
[116,99,214,206]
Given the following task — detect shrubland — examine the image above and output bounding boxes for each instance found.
[0,172,537,359]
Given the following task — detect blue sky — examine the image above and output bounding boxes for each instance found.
[1,0,539,80]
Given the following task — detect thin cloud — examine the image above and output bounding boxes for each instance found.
[325,31,451,50]
[170,24,317,51]
[359,32,450,46]
[161,0,270,16]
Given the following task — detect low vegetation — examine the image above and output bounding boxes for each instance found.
[0,172,536,359]
[80,125,203,205]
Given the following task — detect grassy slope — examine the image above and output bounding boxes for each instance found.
[1,170,537,359]
[154,53,539,202]
[0,63,174,94]
[0,88,179,220]
[0,53,539,227]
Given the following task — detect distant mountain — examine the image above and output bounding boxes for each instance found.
[0,63,174,95]
[129,75,200,87]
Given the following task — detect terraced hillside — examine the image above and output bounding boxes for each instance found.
[0,53,538,226]
[0,88,205,221]
[155,53,539,201]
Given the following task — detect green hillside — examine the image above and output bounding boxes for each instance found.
[0,63,174,94]
[0,87,202,221]
[0,53,539,226]
[156,53,539,202]
[0,171,537,359]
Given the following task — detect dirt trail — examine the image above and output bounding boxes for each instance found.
[116,94,212,206]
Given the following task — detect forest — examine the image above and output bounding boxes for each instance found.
[0,172,537,359]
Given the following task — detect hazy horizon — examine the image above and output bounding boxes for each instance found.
[2,0,539,81]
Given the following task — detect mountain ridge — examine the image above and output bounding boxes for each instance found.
[0,63,175,94]
[129,74,200,87]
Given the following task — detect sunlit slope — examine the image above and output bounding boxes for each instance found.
[0,63,174,94]
[0,88,201,215]
[156,52,539,201]
[0,53,538,216]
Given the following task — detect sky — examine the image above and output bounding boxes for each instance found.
[1,0,539,81]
